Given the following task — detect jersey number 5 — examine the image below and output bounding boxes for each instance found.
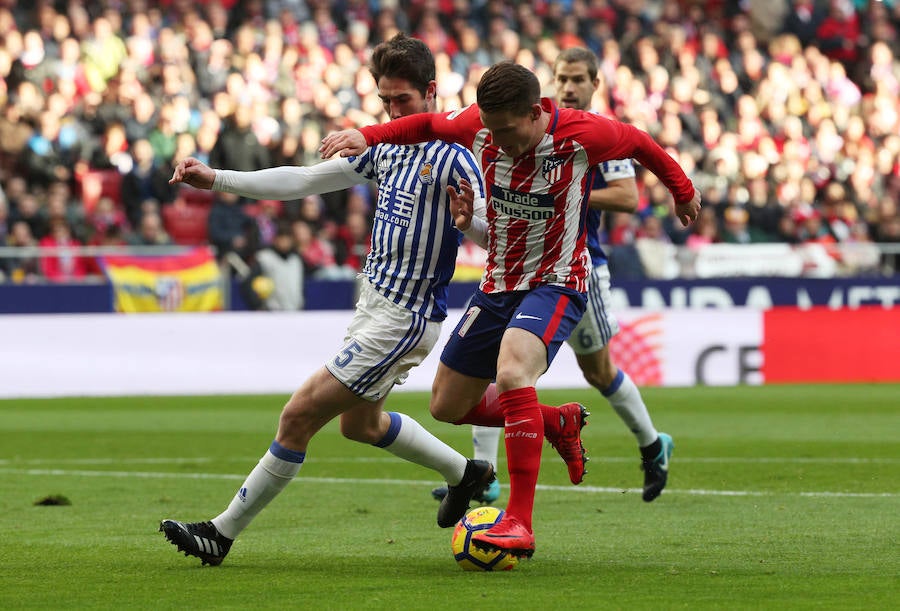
[334,341,363,368]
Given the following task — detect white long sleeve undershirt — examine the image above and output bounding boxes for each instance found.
[212,160,358,200]
[460,216,489,249]
[213,160,491,250]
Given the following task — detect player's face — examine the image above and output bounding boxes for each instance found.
[479,105,543,158]
[553,61,598,111]
[377,76,436,119]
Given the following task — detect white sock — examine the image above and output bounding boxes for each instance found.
[211,441,304,539]
[471,425,501,471]
[603,370,658,447]
[375,412,467,485]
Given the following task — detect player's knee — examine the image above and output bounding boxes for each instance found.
[429,400,456,423]
[277,397,319,442]
[495,370,530,393]
[580,362,617,391]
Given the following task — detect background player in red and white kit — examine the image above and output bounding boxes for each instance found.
[321,61,701,558]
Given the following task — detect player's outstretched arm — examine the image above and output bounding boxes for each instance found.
[319,129,367,159]
[169,157,216,190]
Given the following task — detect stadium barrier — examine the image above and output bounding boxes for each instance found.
[0,242,898,314]
[2,275,898,314]
[1,307,896,399]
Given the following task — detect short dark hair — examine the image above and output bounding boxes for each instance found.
[369,33,435,97]
[476,61,541,116]
[553,47,599,81]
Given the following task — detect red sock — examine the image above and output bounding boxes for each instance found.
[453,383,504,427]
[455,385,560,434]
[499,386,543,531]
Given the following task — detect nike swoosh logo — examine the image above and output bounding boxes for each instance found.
[505,418,533,427]
[515,313,542,320]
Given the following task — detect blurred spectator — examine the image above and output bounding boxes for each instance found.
[334,210,371,272]
[121,138,173,229]
[0,0,896,286]
[292,218,337,278]
[38,217,88,281]
[0,101,33,175]
[81,15,128,92]
[89,121,132,173]
[11,192,48,240]
[22,110,85,186]
[815,0,860,66]
[721,205,769,244]
[124,92,157,144]
[244,222,304,311]
[2,220,41,283]
[44,180,88,242]
[252,199,282,248]
[686,208,721,250]
[88,195,127,239]
[209,105,270,172]
[128,210,172,246]
[148,101,179,164]
[207,191,253,259]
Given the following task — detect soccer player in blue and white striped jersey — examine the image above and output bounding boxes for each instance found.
[159,34,494,566]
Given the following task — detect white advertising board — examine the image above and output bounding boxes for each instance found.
[0,309,763,398]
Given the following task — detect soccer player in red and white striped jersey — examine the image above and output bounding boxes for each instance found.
[322,61,701,558]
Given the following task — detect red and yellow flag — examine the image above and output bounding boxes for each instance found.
[101,247,223,313]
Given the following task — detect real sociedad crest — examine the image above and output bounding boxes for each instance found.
[541,156,564,183]
[419,162,434,185]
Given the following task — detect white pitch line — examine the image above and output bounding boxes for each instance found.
[2,455,898,466]
[1,467,896,499]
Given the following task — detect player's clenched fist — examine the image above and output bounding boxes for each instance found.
[674,185,702,227]
[169,157,216,190]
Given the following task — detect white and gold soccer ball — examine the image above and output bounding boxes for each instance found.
[450,506,518,571]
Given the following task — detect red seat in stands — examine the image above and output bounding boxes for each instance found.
[162,204,210,245]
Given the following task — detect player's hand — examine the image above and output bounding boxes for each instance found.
[448,179,475,230]
[319,129,367,159]
[674,184,702,227]
[169,157,215,190]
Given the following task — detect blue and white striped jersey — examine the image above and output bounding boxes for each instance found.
[584,158,636,267]
[341,141,485,321]
[214,140,485,321]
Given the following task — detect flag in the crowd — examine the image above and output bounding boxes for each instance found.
[101,247,223,313]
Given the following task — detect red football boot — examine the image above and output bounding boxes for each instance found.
[546,402,589,484]
[471,514,535,558]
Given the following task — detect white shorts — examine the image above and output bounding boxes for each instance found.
[566,264,620,355]
[325,281,442,401]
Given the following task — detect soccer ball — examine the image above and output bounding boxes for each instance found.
[450,506,518,571]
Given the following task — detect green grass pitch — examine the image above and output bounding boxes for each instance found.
[1,384,897,610]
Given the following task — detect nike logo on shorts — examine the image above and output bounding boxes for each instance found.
[515,313,542,320]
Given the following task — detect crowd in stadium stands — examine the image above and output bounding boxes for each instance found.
[0,0,898,286]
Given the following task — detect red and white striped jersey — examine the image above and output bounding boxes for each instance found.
[360,98,694,294]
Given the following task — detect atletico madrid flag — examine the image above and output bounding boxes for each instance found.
[101,247,223,313]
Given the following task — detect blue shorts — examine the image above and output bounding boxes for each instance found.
[440,285,586,380]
